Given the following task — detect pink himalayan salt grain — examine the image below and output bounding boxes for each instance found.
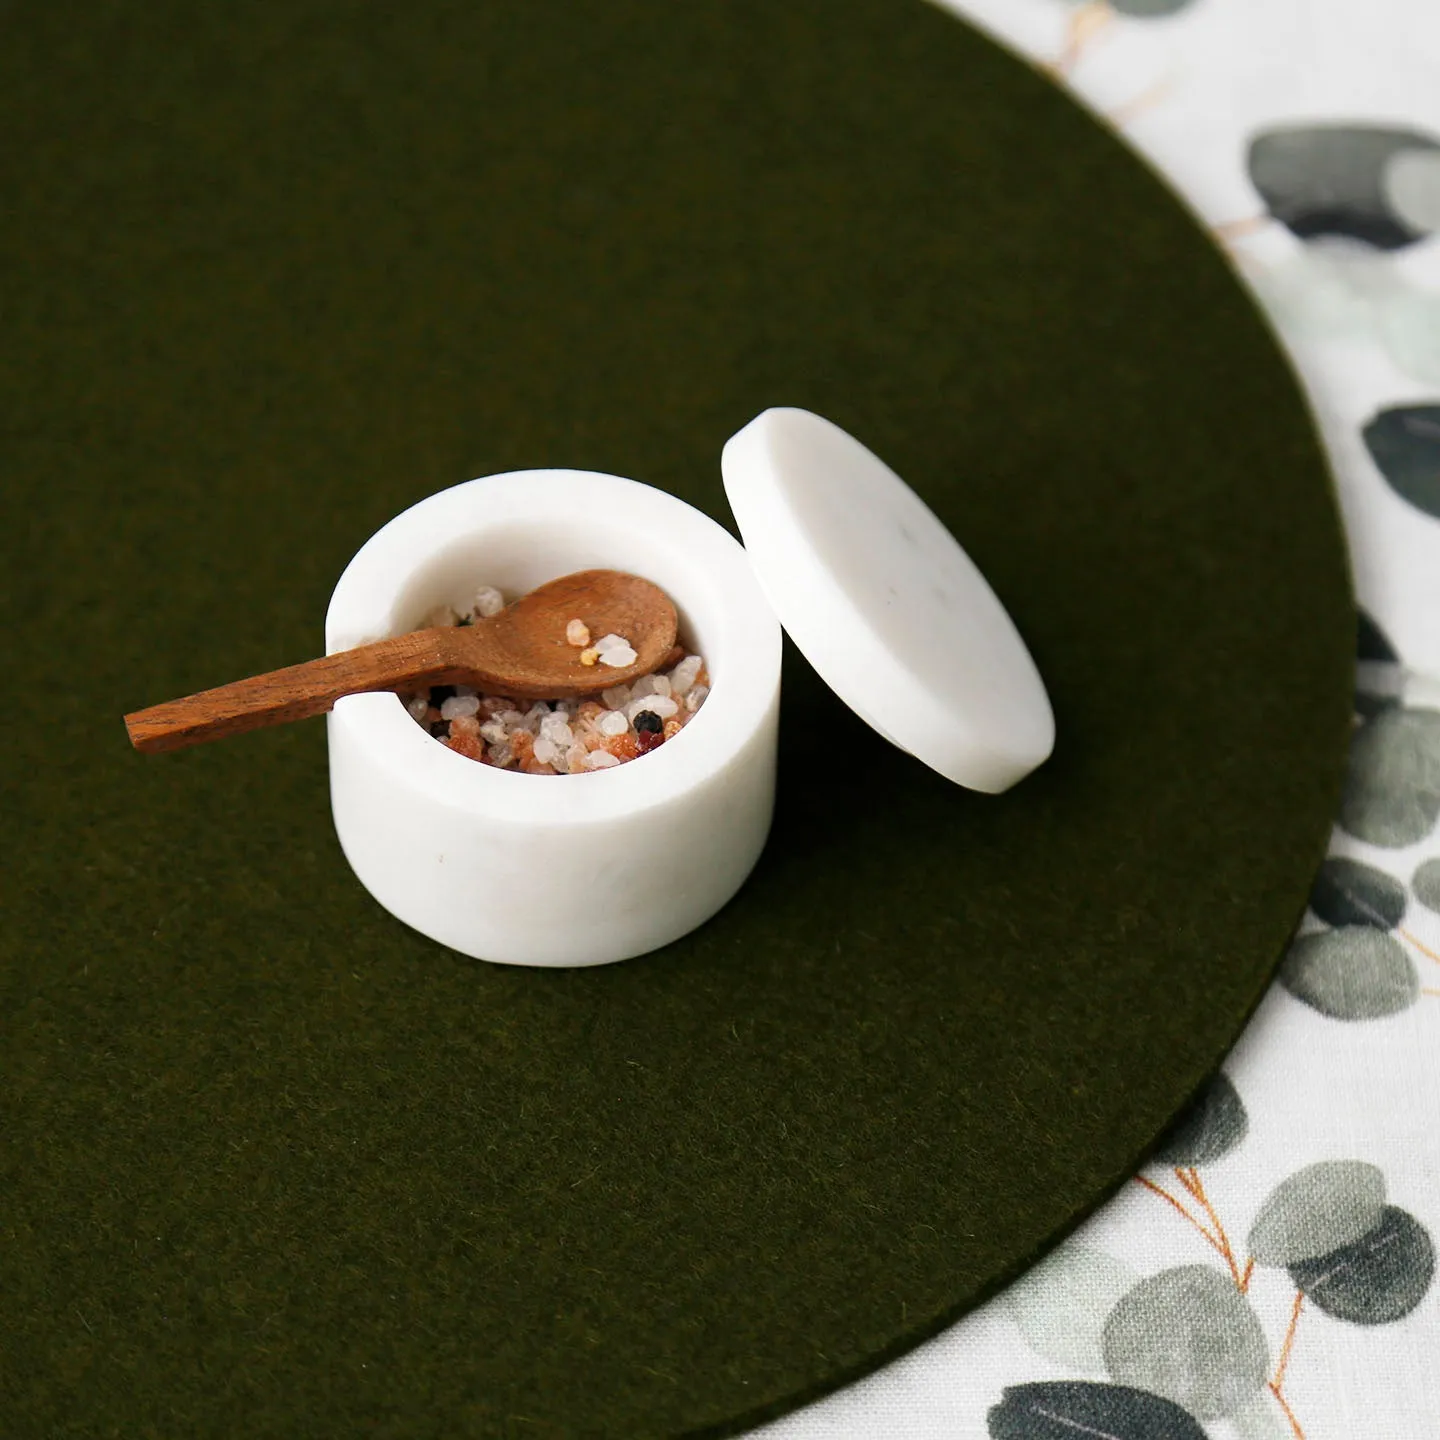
[444,729,485,761]
[565,618,591,647]
[606,733,641,762]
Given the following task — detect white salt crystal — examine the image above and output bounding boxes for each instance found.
[599,645,638,668]
[488,742,513,767]
[540,715,573,748]
[406,694,430,721]
[629,674,658,699]
[532,736,559,765]
[593,632,630,653]
[685,684,708,712]
[523,702,551,730]
[601,685,630,710]
[565,743,588,773]
[669,656,702,697]
[441,694,480,720]
[565,618,590,647]
[650,675,672,699]
[497,710,527,730]
[585,750,620,770]
[598,710,629,737]
[479,720,508,744]
[629,694,678,721]
[473,585,505,618]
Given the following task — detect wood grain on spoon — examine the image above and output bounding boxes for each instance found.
[124,569,678,755]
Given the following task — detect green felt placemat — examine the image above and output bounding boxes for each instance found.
[0,1,1351,1436]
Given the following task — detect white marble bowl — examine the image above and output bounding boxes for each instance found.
[325,469,782,967]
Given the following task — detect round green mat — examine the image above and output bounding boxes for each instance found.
[0,2,1351,1436]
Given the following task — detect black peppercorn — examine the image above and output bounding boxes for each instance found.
[633,710,663,734]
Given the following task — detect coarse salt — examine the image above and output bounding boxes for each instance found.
[407,583,711,775]
[473,585,505,618]
[670,656,703,696]
[540,715,574,748]
[441,694,481,721]
[629,694,679,721]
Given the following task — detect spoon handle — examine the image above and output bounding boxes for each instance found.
[124,629,465,754]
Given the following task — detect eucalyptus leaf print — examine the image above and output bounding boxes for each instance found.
[1363,405,1440,521]
[1339,707,1440,847]
[1289,1205,1436,1324]
[1307,858,1407,931]
[1153,1072,1247,1166]
[1279,927,1419,1019]
[1108,0,1192,13]
[1247,1161,1386,1268]
[1005,1244,1139,1374]
[1414,857,1440,913]
[1247,125,1440,250]
[1357,609,1400,664]
[1101,1265,1268,1419]
[987,1380,1206,1440]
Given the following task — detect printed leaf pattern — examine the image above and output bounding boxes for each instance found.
[1340,707,1440,848]
[1307,858,1407,931]
[1289,1206,1436,1324]
[1153,1072,1248,1166]
[1005,1245,1139,1375]
[1101,1266,1268,1419]
[1248,1162,1386,1268]
[1247,125,1440,250]
[1363,405,1440,521]
[987,1380,1207,1440]
[1279,928,1419,1020]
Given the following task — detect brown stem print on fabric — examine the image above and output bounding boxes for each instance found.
[1107,77,1175,130]
[1051,0,1115,77]
[1400,927,1440,965]
[1134,1168,1252,1292]
[1268,1289,1306,1438]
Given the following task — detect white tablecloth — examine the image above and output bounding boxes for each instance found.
[757,2,1440,1434]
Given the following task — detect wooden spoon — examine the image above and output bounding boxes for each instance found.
[125,569,679,755]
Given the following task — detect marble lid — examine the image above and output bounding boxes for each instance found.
[721,407,1055,793]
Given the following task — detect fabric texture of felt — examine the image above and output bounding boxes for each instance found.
[0,1,1351,1435]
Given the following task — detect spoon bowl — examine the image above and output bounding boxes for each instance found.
[125,569,678,755]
